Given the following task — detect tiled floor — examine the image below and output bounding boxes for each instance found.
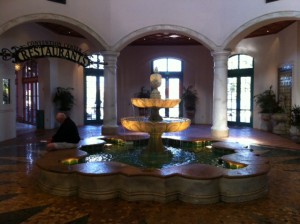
[0,124,300,223]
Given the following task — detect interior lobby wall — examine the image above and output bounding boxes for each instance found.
[117,45,213,124]
[278,22,300,106]
[232,23,300,129]
[0,22,86,130]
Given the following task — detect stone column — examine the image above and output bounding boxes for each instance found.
[211,50,231,138]
[101,51,120,135]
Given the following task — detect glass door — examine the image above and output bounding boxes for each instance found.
[227,76,252,126]
[158,77,180,117]
[84,68,104,124]
[22,60,39,125]
[227,54,253,127]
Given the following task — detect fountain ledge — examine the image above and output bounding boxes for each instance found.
[36,142,270,204]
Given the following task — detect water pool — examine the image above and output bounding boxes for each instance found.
[83,140,232,169]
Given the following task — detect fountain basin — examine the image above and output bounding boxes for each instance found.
[36,141,270,204]
[121,117,191,133]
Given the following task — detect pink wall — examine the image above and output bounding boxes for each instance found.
[117,45,214,124]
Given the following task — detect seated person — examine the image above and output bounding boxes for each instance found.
[46,112,81,151]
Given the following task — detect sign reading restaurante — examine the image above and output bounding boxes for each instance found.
[0,40,91,67]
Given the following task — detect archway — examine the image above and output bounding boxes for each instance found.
[112,24,217,52]
[0,13,109,51]
[222,11,300,131]
[114,25,218,127]
[0,14,109,140]
[223,11,300,50]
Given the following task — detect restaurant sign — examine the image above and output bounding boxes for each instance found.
[0,41,91,67]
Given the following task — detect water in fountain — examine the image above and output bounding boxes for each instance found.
[84,139,230,169]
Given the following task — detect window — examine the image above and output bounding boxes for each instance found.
[2,78,10,104]
[228,54,253,70]
[152,58,182,117]
[84,54,104,124]
[87,54,104,69]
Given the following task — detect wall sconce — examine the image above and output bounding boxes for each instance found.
[15,63,21,71]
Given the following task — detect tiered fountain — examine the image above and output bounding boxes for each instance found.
[36,69,270,204]
[121,68,191,160]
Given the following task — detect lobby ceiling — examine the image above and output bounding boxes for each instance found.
[37,20,296,46]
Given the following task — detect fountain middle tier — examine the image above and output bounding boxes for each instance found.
[131,98,181,108]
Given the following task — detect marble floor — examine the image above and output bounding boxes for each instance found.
[0,124,300,223]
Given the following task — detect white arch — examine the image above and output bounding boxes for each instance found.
[223,11,300,50]
[0,13,109,51]
[112,24,218,52]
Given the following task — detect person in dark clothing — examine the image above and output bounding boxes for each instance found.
[46,112,81,151]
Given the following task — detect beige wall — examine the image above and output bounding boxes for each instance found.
[233,21,300,129]
[1,1,300,140]
[2,0,300,49]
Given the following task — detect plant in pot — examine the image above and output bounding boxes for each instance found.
[254,86,280,114]
[53,87,75,113]
[254,86,282,131]
[181,85,198,122]
[134,86,150,116]
[289,104,300,136]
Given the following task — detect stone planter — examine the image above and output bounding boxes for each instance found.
[260,113,272,131]
[185,109,195,124]
[289,125,300,136]
[271,113,288,134]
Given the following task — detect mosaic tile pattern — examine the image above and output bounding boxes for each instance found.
[0,125,299,223]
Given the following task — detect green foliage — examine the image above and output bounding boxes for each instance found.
[291,104,300,126]
[135,86,150,98]
[53,87,75,111]
[254,86,282,113]
[181,85,198,110]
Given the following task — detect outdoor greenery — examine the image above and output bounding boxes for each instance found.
[53,87,75,111]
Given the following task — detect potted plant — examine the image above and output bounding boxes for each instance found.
[254,86,282,131]
[254,86,281,114]
[134,86,150,98]
[290,104,300,135]
[134,86,150,116]
[181,85,198,121]
[53,87,75,112]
